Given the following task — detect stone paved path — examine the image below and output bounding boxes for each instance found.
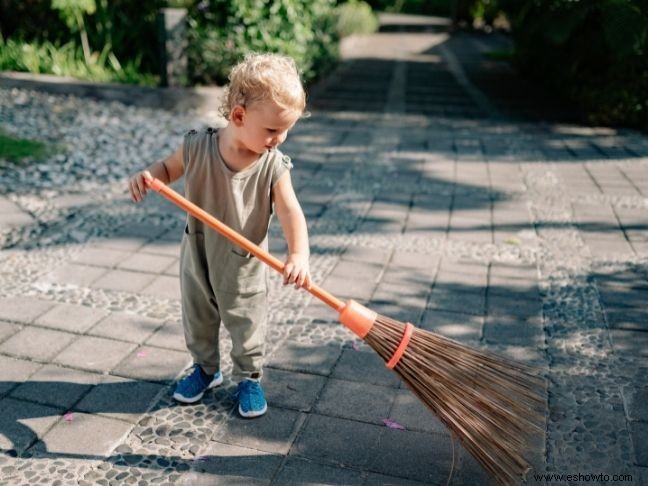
[1,13,647,485]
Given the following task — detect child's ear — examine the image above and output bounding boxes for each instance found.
[231,105,246,126]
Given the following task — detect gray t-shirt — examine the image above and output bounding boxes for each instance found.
[182,127,292,292]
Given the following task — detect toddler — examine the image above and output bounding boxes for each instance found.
[128,53,311,418]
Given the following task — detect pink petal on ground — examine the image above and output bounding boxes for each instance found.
[136,351,147,358]
[352,342,360,351]
[193,456,209,462]
[64,412,74,422]
[382,419,405,430]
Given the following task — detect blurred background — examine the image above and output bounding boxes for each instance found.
[0,0,646,131]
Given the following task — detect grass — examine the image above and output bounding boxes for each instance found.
[0,130,52,164]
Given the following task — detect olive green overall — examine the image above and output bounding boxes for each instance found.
[180,128,291,380]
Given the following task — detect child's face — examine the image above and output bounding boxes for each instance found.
[234,100,300,155]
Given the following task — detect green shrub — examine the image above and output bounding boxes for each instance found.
[187,0,339,86]
[0,34,158,85]
[335,0,378,38]
[0,0,163,75]
[1,0,340,88]
[495,0,648,130]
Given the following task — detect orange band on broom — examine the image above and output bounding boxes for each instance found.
[145,177,546,485]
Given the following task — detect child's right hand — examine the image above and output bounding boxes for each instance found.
[128,170,153,203]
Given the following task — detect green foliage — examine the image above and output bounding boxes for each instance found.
[364,0,451,16]
[470,0,503,25]
[187,0,339,85]
[51,0,97,29]
[0,0,164,76]
[478,0,648,130]
[0,34,158,85]
[0,0,340,88]
[335,0,379,38]
[0,129,51,164]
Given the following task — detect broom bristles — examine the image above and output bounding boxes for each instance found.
[365,314,545,485]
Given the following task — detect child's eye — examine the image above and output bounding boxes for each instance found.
[266,128,277,133]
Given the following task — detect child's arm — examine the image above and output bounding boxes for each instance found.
[272,172,311,289]
[129,144,184,203]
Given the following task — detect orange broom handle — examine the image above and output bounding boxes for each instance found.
[146,177,345,313]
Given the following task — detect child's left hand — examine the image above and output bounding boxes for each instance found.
[283,253,311,289]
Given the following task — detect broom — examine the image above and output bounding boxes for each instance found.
[145,177,545,485]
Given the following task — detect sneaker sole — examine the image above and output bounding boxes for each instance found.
[173,374,223,404]
[238,402,268,418]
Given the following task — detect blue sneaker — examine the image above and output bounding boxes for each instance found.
[173,364,223,404]
[234,379,268,418]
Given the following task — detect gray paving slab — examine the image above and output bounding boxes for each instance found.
[53,335,137,373]
[90,269,156,293]
[631,421,648,467]
[274,456,364,485]
[117,252,177,274]
[604,307,648,332]
[34,302,110,334]
[138,239,181,257]
[0,398,62,454]
[0,327,76,361]
[291,413,384,468]
[610,330,648,358]
[0,356,42,396]
[140,274,181,300]
[182,440,283,485]
[143,319,185,349]
[163,259,180,276]
[88,312,165,344]
[420,308,483,342]
[71,246,134,267]
[112,345,189,382]
[0,297,55,324]
[0,320,21,344]
[266,341,342,376]
[10,364,102,409]
[368,428,454,484]
[213,407,305,455]
[427,287,486,316]
[487,293,542,319]
[314,378,397,424]
[483,314,544,347]
[365,472,430,485]
[75,375,166,423]
[262,367,327,412]
[34,412,132,457]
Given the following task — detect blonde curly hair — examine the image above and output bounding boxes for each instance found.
[219,53,306,120]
